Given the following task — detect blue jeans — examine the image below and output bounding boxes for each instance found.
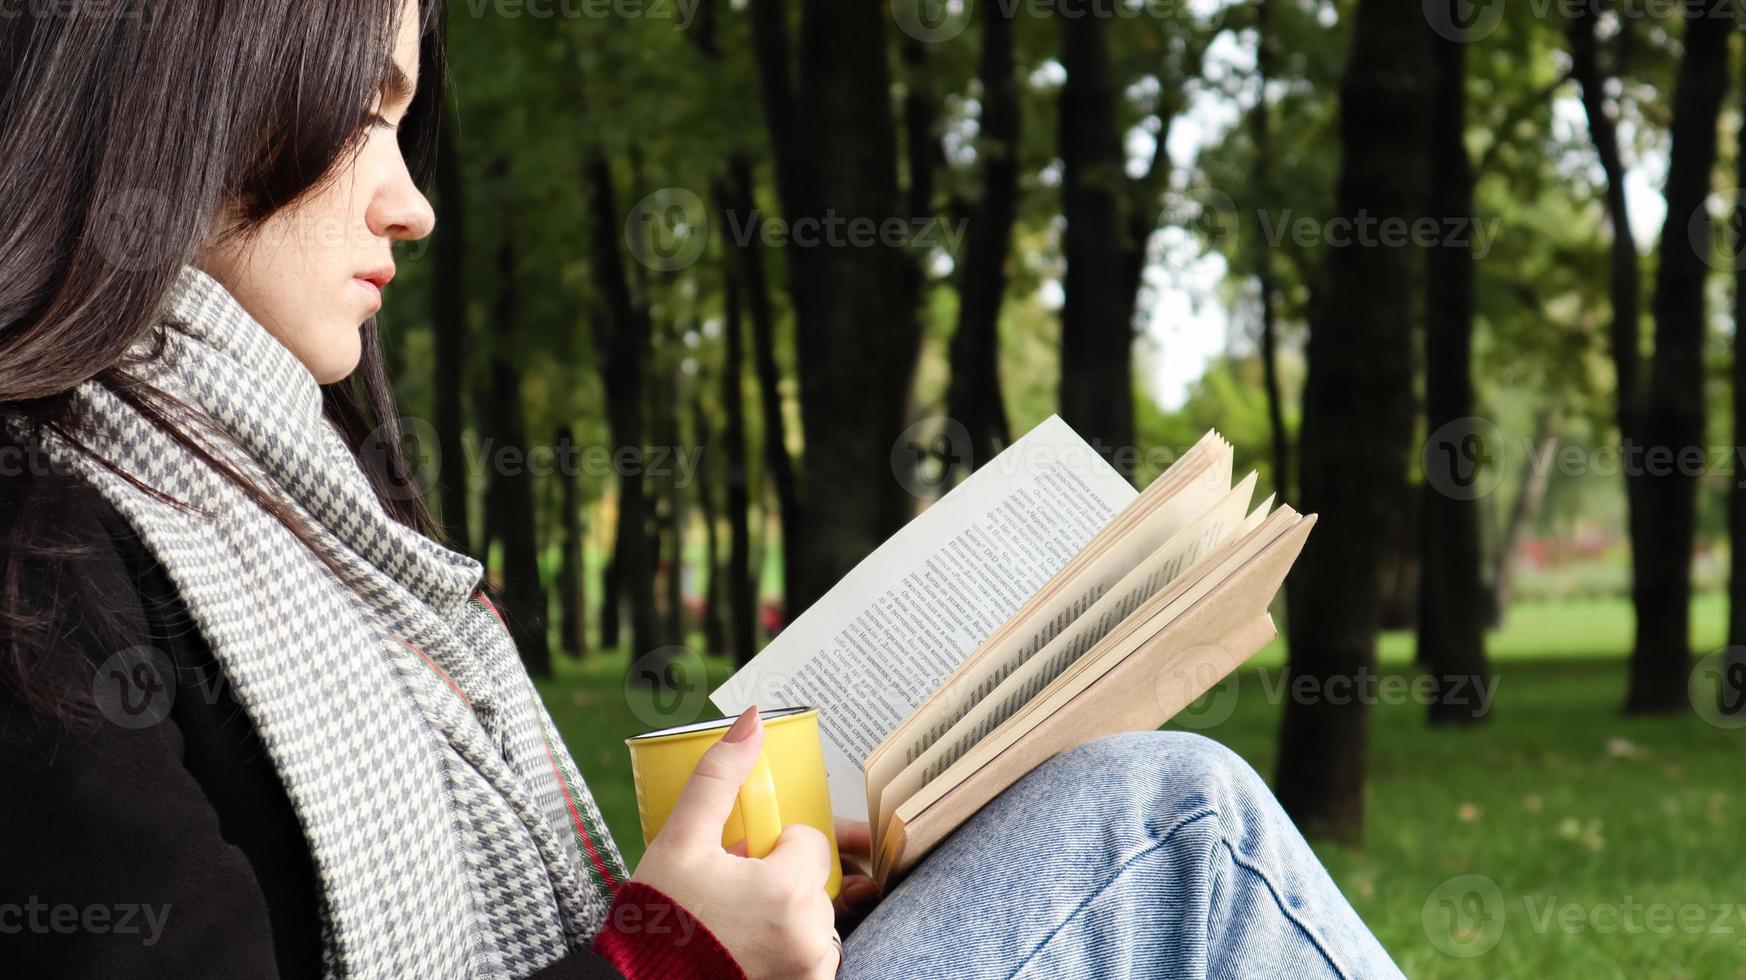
[841,732,1404,979]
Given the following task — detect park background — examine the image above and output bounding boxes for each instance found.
[378,1,1746,975]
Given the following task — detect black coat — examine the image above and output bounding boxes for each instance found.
[0,473,625,979]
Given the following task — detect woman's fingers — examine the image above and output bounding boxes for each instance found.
[834,817,872,858]
[833,873,880,919]
[761,823,832,889]
[659,706,764,848]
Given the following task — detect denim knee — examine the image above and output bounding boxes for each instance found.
[1039,730,1274,846]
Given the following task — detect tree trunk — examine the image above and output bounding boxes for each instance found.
[789,0,921,597]
[1380,488,1421,632]
[599,556,620,649]
[725,157,804,619]
[1418,14,1491,725]
[656,322,687,651]
[1568,7,1652,704]
[945,0,1017,475]
[432,100,472,555]
[749,0,924,608]
[487,238,550,677]
[723,261,759,666]
[1057,2,1135,472]
[491,357,549,678]
[749,489,770,635]
[1630,2,1725,714]
[1491,414,1558,628]
[1252,0,1290,504]
[1729,50,1746,716]
[585,153,663,682]
[557,424,587,659]
[1276,0,1429,842]
[692,395,728,656]
[475,390,501,567]
[900,34,943,227]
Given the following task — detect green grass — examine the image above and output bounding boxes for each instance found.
[535,598,1746,978]
[535,649,740,865]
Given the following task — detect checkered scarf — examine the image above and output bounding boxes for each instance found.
[39,265,628,977]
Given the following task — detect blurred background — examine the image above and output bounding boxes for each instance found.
[382,0,1745,975]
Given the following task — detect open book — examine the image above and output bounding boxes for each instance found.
[709,416,1313,889]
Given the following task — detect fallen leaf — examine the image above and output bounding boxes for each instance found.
[1605,737,1649,760]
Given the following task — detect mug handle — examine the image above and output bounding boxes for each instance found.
[736,751,784,858]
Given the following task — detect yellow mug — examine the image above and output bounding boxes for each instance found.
[625,705,841,899]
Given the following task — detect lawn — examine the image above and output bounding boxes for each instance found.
[534,595,1745,978]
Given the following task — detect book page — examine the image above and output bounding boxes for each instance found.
[859,430,1232,824]
[874,474,1259,835]
[892,507,1302,828]
[708,415,1136,819]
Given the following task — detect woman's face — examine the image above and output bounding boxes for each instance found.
[198,0,434,384]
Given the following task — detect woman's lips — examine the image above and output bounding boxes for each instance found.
[354,266,393,310]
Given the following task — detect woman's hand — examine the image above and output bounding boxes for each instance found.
[832,817,881,933]
[629,706,841,979]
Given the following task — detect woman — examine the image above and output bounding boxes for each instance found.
[0,1,1403,977]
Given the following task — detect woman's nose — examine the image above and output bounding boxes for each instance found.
[371,173,436,243]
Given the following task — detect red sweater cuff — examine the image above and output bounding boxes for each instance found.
[590,881,748,980]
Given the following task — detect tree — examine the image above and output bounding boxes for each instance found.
[1567,3,1650,700]
[748,0,926,612]
[1249,0,1290,505]
[691,393,729,656]
[556,424,588,658]
[1055,2,1209,478]
[1276,0,1430,840]
[1491,410,1559,628]
[682,6,803,624]
[489,238,552,678]
[722,258,758,665]
[1729,50,1746,717]
[725,158,803,620]
[653,317,688,650]
[1057,3,1135,470]
[585,153,662,678]
[1629,1,1726,714]
[431,98,473,554]
[1417,4,1491,725]
[944,0,1019,473]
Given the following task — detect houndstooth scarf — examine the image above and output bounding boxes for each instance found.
[38,265,628,977]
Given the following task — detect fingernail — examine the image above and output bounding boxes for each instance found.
[722,705,760,743]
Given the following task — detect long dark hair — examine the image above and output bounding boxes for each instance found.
[0,0,449,724]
